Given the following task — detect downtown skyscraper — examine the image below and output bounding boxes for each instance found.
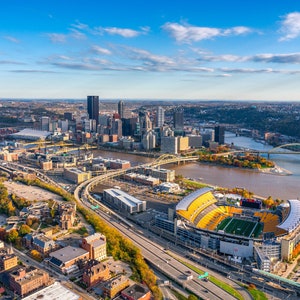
[87,96,99,126]
[118,100,124,119]
[156,106,165,127]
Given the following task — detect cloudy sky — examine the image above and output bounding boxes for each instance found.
[1,0,300,100]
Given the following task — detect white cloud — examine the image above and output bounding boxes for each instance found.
[197,51,300,64]
[162,22,252,43]
[198,54,244,62]
[71,21,89,30]
[126,47,175,66]
[223,26,252,35]
[91,45,112,55]
[0,60,25,65]
[69,29,86,40]
[96,26,148,38]
[218,67,300,75]
[279,12,300,41]
[3,36,20,43]
[47,33,67,43]
[250,53,300,63]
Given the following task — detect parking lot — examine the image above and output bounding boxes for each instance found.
[4,180,63,202]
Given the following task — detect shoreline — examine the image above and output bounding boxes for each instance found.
[258,164,292,176]
[196,161,292,176]
[95,146,293,176]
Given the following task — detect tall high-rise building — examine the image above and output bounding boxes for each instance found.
[173,108,184,130]
[156,106,165,127]
[41,116,50,131]
[64,112,73,121]
[87,96,99,126]
[214,125,225,145]
[118,100,124,119]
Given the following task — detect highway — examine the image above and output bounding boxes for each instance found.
[84,203,238,300]
[4,158,295,299]
[73,160,252,300]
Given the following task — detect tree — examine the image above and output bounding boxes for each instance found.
[30,249,42,262]
[7,229,18,244]
[19,224,31,236]
[188,295,198,300]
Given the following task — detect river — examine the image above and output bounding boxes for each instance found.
[93,134,300,200]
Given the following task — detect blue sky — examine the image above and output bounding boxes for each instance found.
[1,0,300,101]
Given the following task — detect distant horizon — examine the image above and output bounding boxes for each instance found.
[1,1,300,100]
[1,98,300,103]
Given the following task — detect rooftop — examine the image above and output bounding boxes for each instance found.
[49,246,88,263]
[10,128,51,140]
[176,187,213,211]
[105,188,145,208]
[277,199,300,233]
[22,282,81,300]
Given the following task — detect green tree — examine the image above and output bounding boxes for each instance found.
[19,224,31,236]
[7,229,19,243]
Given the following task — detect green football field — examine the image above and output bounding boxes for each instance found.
[216,217,263,238]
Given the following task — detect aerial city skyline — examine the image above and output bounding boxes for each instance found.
[1,0,300,100]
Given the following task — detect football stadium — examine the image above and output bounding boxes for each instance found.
[175,188,288,238]
[155,187,300,271]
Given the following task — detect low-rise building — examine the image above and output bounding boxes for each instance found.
[103,188,146,214]
[58,202,76,230]
[103,275,130,299]
[157,182,181,193]
[124,173,160,186]
[0,248,18,271]
[22,281,82,300]
[82,260,110,287]
[121,283,151,300]
[81,233,107,261]
[63,168,91,184]
[9,266,49,297]
[48,246,89,274]
[40,160,53,170]
[140,167,175,182]
[32,234,57,256]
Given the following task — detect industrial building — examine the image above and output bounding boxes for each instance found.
[103,188,146,214]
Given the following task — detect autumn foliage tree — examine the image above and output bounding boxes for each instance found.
[19,178,163,300]
[30,249,42,262]
[19,224,31,236]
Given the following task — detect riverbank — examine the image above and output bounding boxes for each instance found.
[259,164,292,176]
[96,145,160,158]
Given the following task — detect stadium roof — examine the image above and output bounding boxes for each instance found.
[10,128,51,140]
[176,187,213,211]
[277,199,300,233]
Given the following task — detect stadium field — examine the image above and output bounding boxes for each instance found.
[216,217,263,238]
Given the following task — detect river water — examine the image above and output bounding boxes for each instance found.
[93,133,300,200]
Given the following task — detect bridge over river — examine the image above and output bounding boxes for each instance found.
[218,143,300,159]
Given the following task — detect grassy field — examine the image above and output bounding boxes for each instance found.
[217,217,262,237]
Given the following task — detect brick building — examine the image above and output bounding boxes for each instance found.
[58,202,76,230]
[81,233,107,261]
[48,246,89,274]
[121,283,151,300]
[102,275,130,299]
[32,234,57,256]
[0,248,18,271]
[9,266,49,297]
[82,260,110,287]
